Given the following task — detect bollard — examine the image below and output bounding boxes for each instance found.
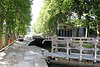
[9,38,11,46]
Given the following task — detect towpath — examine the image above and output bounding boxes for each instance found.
[0,39,48,67]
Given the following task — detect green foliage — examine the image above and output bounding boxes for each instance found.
[0,0,33,36]
[82,45,93,48]
[5,0,32,35]
[35,0,73,36]
[33,0,100,37]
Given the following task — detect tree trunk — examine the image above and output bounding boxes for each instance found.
[85,15,89,37]
[0,22,3,49]
[60,13,66,23]
[62,13,66,23]
[17,32,18,39]
[68,13,72,24]
[12,31,15,41]
[76,14,81,37]
[85,25,89,37]
[12,31,14,42]
[97,22,100,37]
[76,27,79,37]
[13,31,16,40]
[2,34,5,48]
[9,30,13,43]
[5,22,8,46]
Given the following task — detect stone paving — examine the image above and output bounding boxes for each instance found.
[0,39,48,67]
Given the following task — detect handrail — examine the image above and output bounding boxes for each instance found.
[43,37,100,63]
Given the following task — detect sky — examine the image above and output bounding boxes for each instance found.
[30,0,43,26]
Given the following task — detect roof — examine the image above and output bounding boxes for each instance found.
[58,23,72,26]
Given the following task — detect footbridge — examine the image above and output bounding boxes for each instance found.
[43,37,100,65]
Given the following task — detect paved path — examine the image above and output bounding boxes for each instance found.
[0,39,48,67]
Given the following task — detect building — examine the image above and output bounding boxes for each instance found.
[57,23,72,37]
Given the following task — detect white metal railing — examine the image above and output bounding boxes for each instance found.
[43,37,100,63]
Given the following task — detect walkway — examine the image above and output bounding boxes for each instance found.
[0,39,48,67]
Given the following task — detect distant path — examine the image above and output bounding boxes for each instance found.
[0,39,48,67]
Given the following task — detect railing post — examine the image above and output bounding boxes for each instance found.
[66,40,69,60]
[55,37,58,53]
[51,40,54,58]
[55,42,58,53]
[79,39,83,62]
[94,39,98,63]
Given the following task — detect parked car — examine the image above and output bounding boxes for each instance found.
[18,35,24,41]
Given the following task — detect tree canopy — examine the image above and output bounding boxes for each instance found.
[34,0,100,37]
[0,0,33,49]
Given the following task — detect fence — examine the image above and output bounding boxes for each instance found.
[43,37,100,63]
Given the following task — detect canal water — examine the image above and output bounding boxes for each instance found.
[48,63,68,67]
[48,63,77,67]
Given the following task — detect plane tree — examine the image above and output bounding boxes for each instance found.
[34,0,100,37]
[91,0,100,37]
[0,0,32,49]
[0,0,7,49]
[35,0,73,36]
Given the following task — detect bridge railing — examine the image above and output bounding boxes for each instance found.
[43,37,100,63]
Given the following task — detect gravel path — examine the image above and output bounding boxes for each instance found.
[0,39,48,67]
